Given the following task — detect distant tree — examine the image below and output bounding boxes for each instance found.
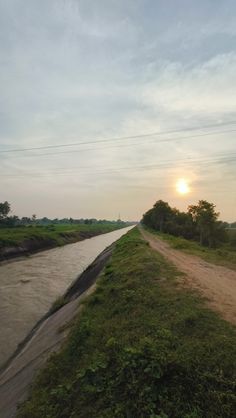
[212,221,228,245]
[141,209,153,228]
[0,201,11,219]
[142,200,173,232]
[152,200,172,232]
[142,198,227,248]
[188,200,220,247]
[165,208,195,239]
[40,217,50,225]
[31,214,37,224]
[5,215,19,227]
[21,216,31,225]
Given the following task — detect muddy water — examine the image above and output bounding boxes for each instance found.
[0,226,134,367]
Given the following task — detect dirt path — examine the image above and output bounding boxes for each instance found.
[140,228,236,325]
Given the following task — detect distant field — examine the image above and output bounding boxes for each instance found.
[146,227,236,270]
[0,223,125,248]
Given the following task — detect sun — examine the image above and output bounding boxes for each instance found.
[176,178,190,195]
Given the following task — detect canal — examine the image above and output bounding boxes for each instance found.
[0,226,134,367]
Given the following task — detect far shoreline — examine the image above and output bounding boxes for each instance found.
[0,224,129,263]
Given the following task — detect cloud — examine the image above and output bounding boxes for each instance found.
[0,0,235,220]
[142,53,236,115]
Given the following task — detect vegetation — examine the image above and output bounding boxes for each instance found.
[142,199,229,248]
[0,201,134,229]
[145,226,236,270]
[0,223,127,249]
[0,201,132,250]
[17,228,236,418]
[0,201,10,219]
[0,200,19,227]
[228,228,236,247]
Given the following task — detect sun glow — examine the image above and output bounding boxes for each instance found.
[176,178,190,195]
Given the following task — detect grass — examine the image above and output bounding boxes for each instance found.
[0,223,125,249]
[143,226,236,270]
[17,228,236,418]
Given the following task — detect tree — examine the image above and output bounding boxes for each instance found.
[188,200,220,247]
[142,209,154,228]
[21,217,31,225]
[0,201,11,219]
[5,215,19,227]
[31,214,37,224]
[142,198,226,247]
[152,200,172,232]
[165,208,195,239]
[142,200,172,232]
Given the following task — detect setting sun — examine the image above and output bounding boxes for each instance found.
[176,178,190,195]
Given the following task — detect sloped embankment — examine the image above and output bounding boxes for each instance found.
[0,243,115,418]
[16,228,236,418]
[0,229,115,261]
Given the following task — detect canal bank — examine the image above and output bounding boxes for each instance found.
[0,224,127,262]
[0,243,116,418]
[0,226,134,368]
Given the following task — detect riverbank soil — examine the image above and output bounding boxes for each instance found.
[16,228,236,418]
[140,227,236,324]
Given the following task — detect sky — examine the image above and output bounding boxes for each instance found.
[0,0,236,221]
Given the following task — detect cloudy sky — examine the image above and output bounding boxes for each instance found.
[0,0,236,221]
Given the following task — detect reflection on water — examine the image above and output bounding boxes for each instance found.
[0,226,134,367]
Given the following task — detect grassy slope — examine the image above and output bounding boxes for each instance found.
[144,226,236,271]
[0,223,124,248]
[17,228,236,418]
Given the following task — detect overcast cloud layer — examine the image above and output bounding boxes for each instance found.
[0,0,235,221]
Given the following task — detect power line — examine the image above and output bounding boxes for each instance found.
[1,153,236,178]
[1,120,236,154]
[1,128,236,160]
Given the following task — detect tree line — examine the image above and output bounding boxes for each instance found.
[142,199,230,248]
[0,201,131,228]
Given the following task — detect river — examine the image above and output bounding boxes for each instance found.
[0,226,134,367]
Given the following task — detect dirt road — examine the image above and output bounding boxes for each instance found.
[140,228,236,325]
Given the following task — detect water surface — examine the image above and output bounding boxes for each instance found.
[0,226,134,367]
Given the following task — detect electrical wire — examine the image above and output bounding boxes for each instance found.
[1,153,236,178]
[1,120,236,155]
